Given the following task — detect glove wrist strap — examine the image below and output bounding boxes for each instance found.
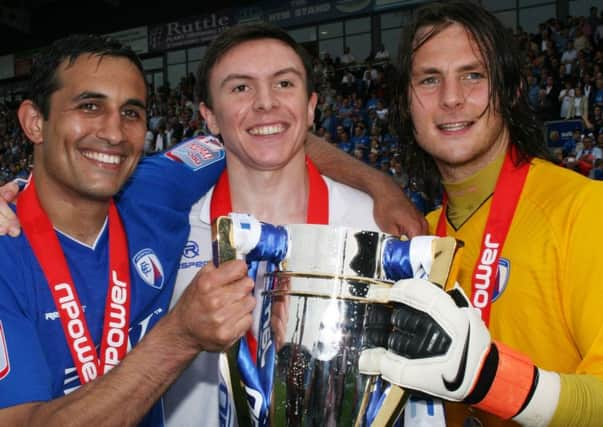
[473,341,536,419]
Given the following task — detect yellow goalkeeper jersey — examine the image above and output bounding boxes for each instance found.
[427,158,603,427]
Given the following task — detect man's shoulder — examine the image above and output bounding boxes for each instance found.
[527,158,603,205]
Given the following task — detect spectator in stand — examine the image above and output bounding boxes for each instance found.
[590,157,603,179]
[593,77,603,109]
[592,105,603,135]
[374,43,390,61]
[352,144,367,163]
[574,26,591,52]
[340,46,356,65]
[595,14,603,49]
[560,39,578,75]
[562,128,582,157]
[351,124,370,150]
[596,132,603,152]
[334,124,345,142]
[144,128,155,155]
[571,86,592,127]
[574,132,600,175]
[527,74,541,109]
[148,106,162,131]
[340,69,356,96]
[583,72,595,103]
[543,74,560,111]
[379,158,392,175]
[367,147,380,169]
[375,99,389,122]
[337,96,354,132]
[585,7,599,42]
[337,129,352,154]
[559,79,575,118]
[365,91,379,111]
[362,63,379,92]
[154,121,168,152]
[320,107,337,137]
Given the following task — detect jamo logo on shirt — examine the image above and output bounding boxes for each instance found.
[54,282,98,383]
[54,271,128,381]
[102,270,129,374]
[473,233,499,312]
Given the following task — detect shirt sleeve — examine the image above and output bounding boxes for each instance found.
[562,181,603,380]
[550,375,603,427]
[118,135,226,212]
[0,241,52,407]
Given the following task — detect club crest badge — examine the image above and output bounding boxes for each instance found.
[492,258,510,301]
[133,249,165,290]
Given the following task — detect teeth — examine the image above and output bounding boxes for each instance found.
[438,122,471,131]
[82,151,122,165]
[248,124,285,136]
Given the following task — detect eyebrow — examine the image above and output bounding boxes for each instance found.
[219,67,306,89]
[73,91,146,109]
[413,61,485,76]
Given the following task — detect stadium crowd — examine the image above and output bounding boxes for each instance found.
[1,7,602,213]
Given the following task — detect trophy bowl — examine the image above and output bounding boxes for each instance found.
[263,224,394,427]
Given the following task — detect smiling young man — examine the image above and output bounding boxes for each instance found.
[0,35,255,426]
[0,30,428,427]
[360,2,603,426]
[163,23,383,426]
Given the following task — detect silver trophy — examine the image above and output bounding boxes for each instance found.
[213,214,462,427]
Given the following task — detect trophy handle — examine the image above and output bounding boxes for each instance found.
[213,216,255,427]
[369,237,463,427]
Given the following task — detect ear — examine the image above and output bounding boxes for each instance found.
[307,92,318,128]
[17,100,44,145]
[199,102,220,135]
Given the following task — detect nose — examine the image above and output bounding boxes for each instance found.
[440,78,465,110]
[253,85,279,111]
[96,110,125,145]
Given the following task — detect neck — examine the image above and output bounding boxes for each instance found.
[33,171,110,246]
[442,149,506,228]
[226,152,308,225]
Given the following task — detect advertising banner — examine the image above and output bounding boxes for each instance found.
[148,12,233,51]
[544,119,583,148]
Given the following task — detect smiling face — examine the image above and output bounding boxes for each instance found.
[27,54,147,202]
[409,23,509,181]
[200,38,317,172]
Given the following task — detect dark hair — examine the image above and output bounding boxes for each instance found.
[196,23,314,107]
[29,34,145,119]
[392,1,551,189]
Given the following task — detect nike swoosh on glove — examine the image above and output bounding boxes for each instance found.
[359,278,560,424]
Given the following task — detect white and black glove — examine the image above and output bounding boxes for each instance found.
[360,279,560,426]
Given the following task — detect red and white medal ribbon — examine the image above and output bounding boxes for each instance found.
[18,178,131,384]
[436,149,530,325]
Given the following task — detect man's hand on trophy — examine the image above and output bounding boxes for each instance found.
[173,260,255,353]
[361,279,491,401]
[360,279,560,423]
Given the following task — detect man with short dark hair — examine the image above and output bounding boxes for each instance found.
[0,34,254,426]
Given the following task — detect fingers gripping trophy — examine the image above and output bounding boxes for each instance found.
[213,213,464,427]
